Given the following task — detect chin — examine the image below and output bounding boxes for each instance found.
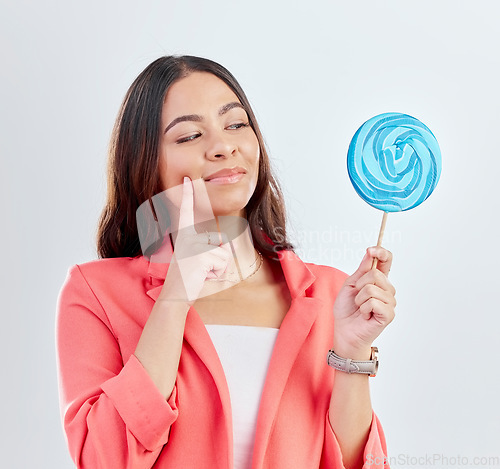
[207,189,253,219]
[212,206,247,219]
[208,199,247,218]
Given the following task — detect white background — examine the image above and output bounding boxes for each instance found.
[1,1,499,468]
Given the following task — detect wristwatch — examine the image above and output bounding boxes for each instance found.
[327,347,379,377]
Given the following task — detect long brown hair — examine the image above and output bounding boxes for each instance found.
[97,55,293,259]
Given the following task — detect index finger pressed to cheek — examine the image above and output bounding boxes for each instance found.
[178,177,195,231]
[191,178,215,224]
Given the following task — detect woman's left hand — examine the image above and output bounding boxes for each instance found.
[332,246,396,359]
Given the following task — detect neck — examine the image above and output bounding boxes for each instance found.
[215,216,260,281]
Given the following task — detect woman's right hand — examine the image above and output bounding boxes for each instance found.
[159,177,233,304]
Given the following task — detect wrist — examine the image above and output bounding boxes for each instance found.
[332,337,372,361]
[154,295,192,316]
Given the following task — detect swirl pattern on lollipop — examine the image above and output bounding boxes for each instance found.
[347,112,442,212]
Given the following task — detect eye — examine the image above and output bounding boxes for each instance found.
[176,132,202,144]
[227,122,250,130]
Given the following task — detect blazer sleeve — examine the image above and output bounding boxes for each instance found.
[56,265,178,469]
[321,410,390,469]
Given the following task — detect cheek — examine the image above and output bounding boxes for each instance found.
[159,150,197,190]
[244,134,260,168]
[245,142,260,191]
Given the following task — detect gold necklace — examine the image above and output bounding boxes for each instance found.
[207,251,263,283]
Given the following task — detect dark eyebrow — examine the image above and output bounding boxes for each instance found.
[219,102,245,116]
[164,114,203,134]
[164,102,245,134]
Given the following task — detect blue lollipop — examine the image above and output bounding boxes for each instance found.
[347,112,442,266]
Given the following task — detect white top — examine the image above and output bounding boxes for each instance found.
[205,325,279,469]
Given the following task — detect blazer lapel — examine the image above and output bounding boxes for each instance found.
[252,251,324,468]
[144,251,234,464]
[182,308,234,466]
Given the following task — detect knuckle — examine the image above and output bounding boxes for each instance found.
[364,283,377,298]
[354,292,363,307]
[385,311,395,325]
[360,299,374,315]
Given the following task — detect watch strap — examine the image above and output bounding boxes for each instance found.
[327,347,379,377]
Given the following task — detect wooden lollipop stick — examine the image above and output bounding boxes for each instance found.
[371,211,388,270]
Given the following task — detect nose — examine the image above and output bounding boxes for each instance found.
[205,130,237,160]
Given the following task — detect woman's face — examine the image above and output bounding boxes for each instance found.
[158,72,260,218]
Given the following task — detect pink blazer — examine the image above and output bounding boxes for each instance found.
[56,250,389,468]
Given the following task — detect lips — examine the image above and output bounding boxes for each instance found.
[204,167,247,182]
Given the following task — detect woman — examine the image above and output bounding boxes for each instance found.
[56,55,395,469]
